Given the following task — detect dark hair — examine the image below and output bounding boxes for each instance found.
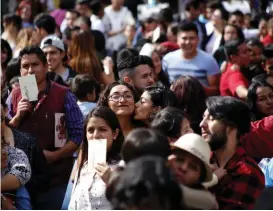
[142,55,155,69]
[263,44,273,60]
[157,7,173,26]
[206,96,251,139]
[247,74,273,120]
[116,48,139,65]
[18,46,47,65]
[122,128,171,163]
[246,38,264,50]
[185,0,200,11]
[59,0,75,10]
[168,23,179,36]
[151,107,187,139]
[1,96,7,110]
[97,81,138,107]
[106,156,183,210]
[224,39,244,59]
[3,13,22,31]
[144,86,178,108]
[220,24,245,46]
[117,55,150,79]
[1,39,13,68]
[171,76,206,134]
[34,13,56,35]
[76,0,90,6]
[217,7,229,22]
[90,0,102,15]
[207,0,222,10]
[178,22,198,36]
[77,106,124,177]
[71,74,96,100]
[229,10,244,20]
[5,58,20,83]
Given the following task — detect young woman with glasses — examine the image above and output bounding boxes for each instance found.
[98,82,143,137]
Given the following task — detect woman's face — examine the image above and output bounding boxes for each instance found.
[224,25,238,42]
[20,4,32,21]
[151,52,162,75]
[180,118,193,136]
[108,85,135,117]
[256,86,273,117]
[211,9,223,27]
[134,91,154,121]
[170,150,203,187]
[86,117,118,151]
[259,20,268,37]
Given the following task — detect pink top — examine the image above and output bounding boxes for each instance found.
[50,9,66,27]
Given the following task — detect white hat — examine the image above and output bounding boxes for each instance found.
[40,35,65,51]
[171,133,213,182]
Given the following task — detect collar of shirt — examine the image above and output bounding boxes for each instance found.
[211,146,246,171]
[37,79,52,100]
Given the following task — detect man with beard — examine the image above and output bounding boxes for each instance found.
[200,96,265,209]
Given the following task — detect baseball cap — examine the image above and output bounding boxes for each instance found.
[40,35,65,51]
[171,133,213,182]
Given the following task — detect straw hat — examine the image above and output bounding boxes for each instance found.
[171,133,213,182]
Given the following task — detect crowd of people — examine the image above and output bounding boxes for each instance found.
[1,0,273,210]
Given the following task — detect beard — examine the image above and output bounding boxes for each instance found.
[208,128,228,151]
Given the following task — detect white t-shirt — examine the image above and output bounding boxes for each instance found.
[90,14,106,34]
[205,32,222,54]
[104,5,135,51]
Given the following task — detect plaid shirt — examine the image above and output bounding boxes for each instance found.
[209,146,265,209]
[241,115,273,160]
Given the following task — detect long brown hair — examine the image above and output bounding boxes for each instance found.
[68,31,103,83]
[15,28,37,51]
[76,106,124,180]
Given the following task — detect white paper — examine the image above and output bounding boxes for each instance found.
[88,139,107,172]
[55,113,66,148]
[18,75,39,102]
[152,26,161,43]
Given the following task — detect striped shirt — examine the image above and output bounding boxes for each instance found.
[162,49,220,86]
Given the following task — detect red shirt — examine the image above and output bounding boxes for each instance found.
[261,34,273,46]
[220,63,249,98]
[241,115,273,160]
[209,147,265,209]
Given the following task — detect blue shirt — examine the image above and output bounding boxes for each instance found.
[162,49,220,86]
[77,101,96,118]
[259,158,273,187]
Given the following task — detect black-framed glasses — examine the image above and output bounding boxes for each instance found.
[109,94,134,102]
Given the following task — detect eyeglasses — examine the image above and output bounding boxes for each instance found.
[1,116,5,123]
[109,94,134,102]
